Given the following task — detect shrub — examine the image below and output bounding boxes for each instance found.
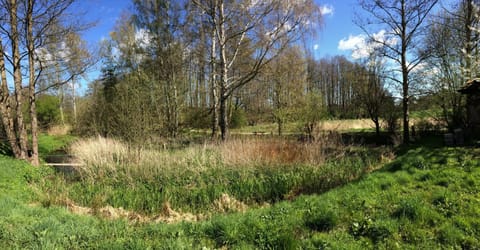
[36,94,61,128]
[183,107,211,129]
[230,108,247,128]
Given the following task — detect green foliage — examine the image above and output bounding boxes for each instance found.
[36,95,61,128]
[350,216,392,243]
[184,107,211,129]
[382,96,401,133]
[0,141,13,156]
[37,134,76,157]
[298,92,327,138]
[230,108,248,129]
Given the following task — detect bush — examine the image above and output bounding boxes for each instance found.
[183,107,211,129]
[415,118,441,134]
[36,95,61,128]
[230,108,247,128]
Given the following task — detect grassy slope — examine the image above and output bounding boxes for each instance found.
[0,136,479,249]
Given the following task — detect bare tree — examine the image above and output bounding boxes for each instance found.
[356,51,388,138]
[194,0,322,140]
[357,0,439,143]
[0,0,91,165]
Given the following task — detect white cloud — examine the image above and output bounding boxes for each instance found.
[313,44,319,50]
[338,34,366,51]
[320,4,334,16]
[338,30,397,60]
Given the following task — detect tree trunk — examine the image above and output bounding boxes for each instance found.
[402,87,410,144]
[29,95,39,166]
[172,74,179,138]
[59,85,65,125]
[72,80,77,124]
[219,96,228,141]
[0,38,22,157]
[218,0,229,141]
[210,2,218,138]
[10,0,29,160]
[374,119,380,138]
[401,0,410,144]
[27,0,39,166]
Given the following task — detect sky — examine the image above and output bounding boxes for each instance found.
[312,0,364,59]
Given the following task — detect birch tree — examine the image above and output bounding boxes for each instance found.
[0,0,90,165]
[194,0,322,140]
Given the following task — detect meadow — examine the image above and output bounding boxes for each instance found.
[0,130,478,249]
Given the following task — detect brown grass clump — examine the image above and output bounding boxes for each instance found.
[65,199,202,224]
[319,119,375,131]
[213,193,247,213]
[152,202,202,223]
[47,124,72,135]
[69,134,346,180]
[69,133,346,181]
[219,133,344,166]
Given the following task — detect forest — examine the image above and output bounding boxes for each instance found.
[0,0,479,249]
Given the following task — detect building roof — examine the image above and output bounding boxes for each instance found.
[458,78,480,94]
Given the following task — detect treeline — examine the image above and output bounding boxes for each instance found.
[35,0,480,144]
[66,0,397,143]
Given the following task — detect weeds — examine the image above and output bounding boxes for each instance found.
[55,136,386,214]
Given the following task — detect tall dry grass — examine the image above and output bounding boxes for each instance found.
[70,134,347,181]
[70,136,222,181]
[61,135,388,214]
[47,124,72,135]
[219,133,344,166]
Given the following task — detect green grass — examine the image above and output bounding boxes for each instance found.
[38,133,76,157]
[0,134,478,248]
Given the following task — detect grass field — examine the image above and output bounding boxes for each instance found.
[0,133,478,248]
[231,119,377,135]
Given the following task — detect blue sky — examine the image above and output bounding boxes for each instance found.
[312,0,363,59]
[80,0,132,44]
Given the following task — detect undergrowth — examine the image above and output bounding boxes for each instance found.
[42,136,388,214]
[0,134,478,249]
